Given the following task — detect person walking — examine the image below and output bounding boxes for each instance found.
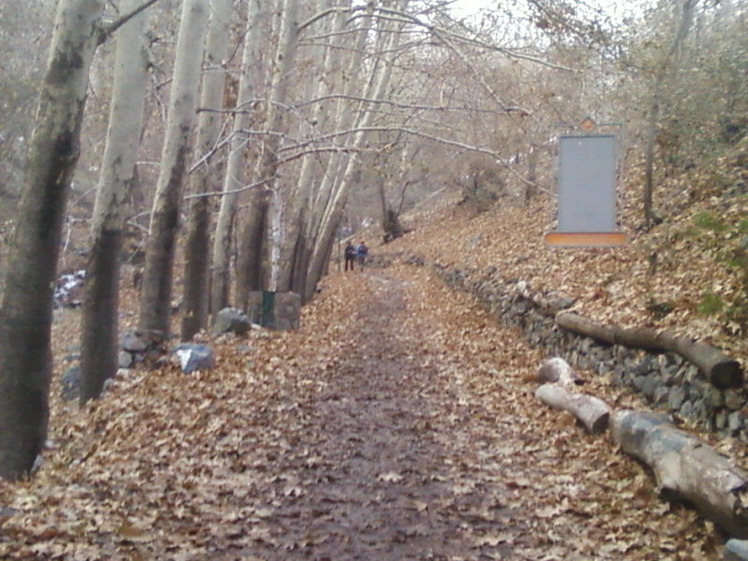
[356,241,369,270]
[344,241,357,271]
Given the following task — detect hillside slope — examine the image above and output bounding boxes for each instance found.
[383,146,748,363]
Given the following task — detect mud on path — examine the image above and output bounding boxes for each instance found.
[1,265,717,560]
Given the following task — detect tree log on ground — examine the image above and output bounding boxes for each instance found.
[555,311,743,389]
[536,357,585,385]
[611,410,748,538]
[535,383,611,433]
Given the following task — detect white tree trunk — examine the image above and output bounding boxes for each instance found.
[236,0,299,299]
[181,0,233,341]
[534,384,612,434]
[80,0,150,402]
[138,0,209,338]
[278,0,351,292]
[210,0,263,315]
[0,0,106,480]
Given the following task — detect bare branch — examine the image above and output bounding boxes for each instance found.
[102,0,162,42]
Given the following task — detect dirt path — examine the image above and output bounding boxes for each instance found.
[242,273,522,560]
[1,266,717,560]
[208,267,715,561]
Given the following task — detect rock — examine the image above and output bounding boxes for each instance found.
[725,539,748,561]
[61,366,81,402]
[728,411,744,432]
[173,344,214,374]
[679,400,694,419]
[716,409,729,430]
[703,384,726,409]
[725,389,746,411]
[668,386,687,411]
[654,385,669,406]
[213,308,251,336]
[119,351,134,369]
[121,331,148,353]
[641,374,660,400]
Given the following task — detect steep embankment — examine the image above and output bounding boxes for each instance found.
[385,149,748,363]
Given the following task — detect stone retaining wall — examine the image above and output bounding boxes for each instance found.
[410,257,748,441]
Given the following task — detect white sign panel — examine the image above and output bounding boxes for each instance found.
[557,134,617,232]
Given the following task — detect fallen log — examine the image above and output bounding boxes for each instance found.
[535,383,611,434]
[556,311,743,389]
[611,410,748,538]
[536,357,585,386]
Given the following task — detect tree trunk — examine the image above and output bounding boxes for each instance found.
[0,0,105,480]
[611,410,748,538]
[642,0,696,228]
[138,0,209,339]
[80,0,150,404]
[534,384,611,434]
[555,311,743,389]
[277,0,349,292]
[305,1,406,299]
[241,0,299,294]
[236,188,268,309]
[210,0,263,316]
[181,0,233,341]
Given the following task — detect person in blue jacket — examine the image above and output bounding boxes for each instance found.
[356,241,369,270]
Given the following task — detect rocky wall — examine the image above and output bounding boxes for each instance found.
[412,257,748,441]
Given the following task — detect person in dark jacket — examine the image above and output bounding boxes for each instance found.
[344,241,357,271]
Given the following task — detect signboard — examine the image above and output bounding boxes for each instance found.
[545,134,627,247]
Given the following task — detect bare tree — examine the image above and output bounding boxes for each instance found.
[210,0,264,315]
[181,0,233,341]
[235,0,300,304]
[80,0,151,402]
[0,0,160,480]
[138,0,209,340]
[643,0,697,227]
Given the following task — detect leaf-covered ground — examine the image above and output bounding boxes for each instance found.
[0,265,724,560]
[2,147,747,559]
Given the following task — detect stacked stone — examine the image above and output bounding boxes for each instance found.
[423,258,748,441]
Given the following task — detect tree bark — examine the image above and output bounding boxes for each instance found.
[181,0,233,341]
[80,0,150,404]
[611,410,748,538]
[555,311,743,389]
[305,0,406,300]
[277,0,349,292]
[535,383,611,433]
[239,0,299,295]
[642,0,696,227]
[138,0,209,339]
[0,0,106,480]
[210,0,263,316]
